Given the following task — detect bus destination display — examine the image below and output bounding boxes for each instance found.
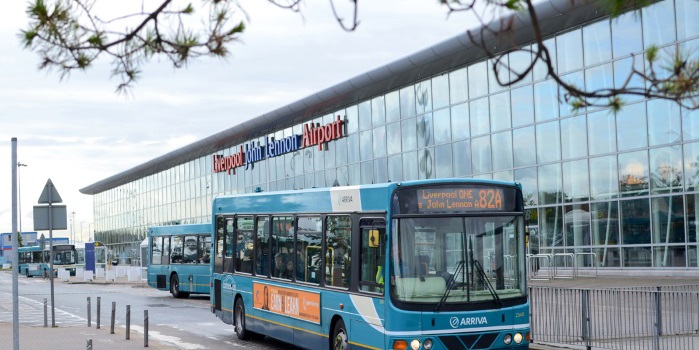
[417,187,504,212]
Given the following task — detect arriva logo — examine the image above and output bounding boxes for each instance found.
[449,316,488,328]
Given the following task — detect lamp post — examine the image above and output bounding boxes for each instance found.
[17,162,27,236]
[71,211,76,244]
[80,221,85,243]
[88,223,94,242]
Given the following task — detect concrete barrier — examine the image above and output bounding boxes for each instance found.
[95,267,105,278]
[83,270,93,282]
[127,267,141,281]
[105,270,116,282]
[76,267,84,278]
[116,266,126,278]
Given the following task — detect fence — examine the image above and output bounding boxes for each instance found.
[530,285,699,350]
[528,252,598,281]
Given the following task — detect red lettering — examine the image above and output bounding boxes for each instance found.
[301,124,314,148]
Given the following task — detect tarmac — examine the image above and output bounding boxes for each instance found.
[1,269,698,349]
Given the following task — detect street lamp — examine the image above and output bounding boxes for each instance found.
[88,223,94,242]
[71,211,76,244]
[80,221,85,243]
[17,162,27,236]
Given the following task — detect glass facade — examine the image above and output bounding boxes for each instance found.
[93,0,699,270]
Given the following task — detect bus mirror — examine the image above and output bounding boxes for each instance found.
[369,230,380,248]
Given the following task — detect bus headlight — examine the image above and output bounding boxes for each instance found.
[423,339,433,350]
[410,339,420,350]
[514,333,523,344]
[503,334,512,345]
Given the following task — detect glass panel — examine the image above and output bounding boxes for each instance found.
[590,155,619,200]
[489,56,509,93]
[560,115,588,160]
[358,101,372,131]
[372,96,386,127]
[538,163,562,205]
[536,120,561,163]
[449,66,468,104]
[493,170,513,182]
[621,198,651,244]
[468,61,489,99]
[583,20,612,66]
[612,10,643,58]
[470,97,490,136]
[151,237,162,265]
[346,105,359,134]
[588,109,616,156]
[686,194,699,243]
[435,144,453,178]
[451,103,469,141]
[348,164,360,185]
[255,216,270,276]
[540,206,564,248]
[417,113,433,148]
[515,167,538,206]
[650,146,683,194]
[564,203,591,246]
[400,85,416,119]
[325,216,351,289]
[591,201,620,246]
[491,131,513,171]
[562,159,590,202]
[386,122,402,155]
[360,130,373,161]
[453,140,471,177]
[647,99,681,147]
[683,107,699,141]
[401,118,417,151]
[490,91,511,132]
[235,216,254,274]
[415,79,432,114]
[471,136,492,174]
[509,47,533,86]
[593,247,621,267]
[684,142,699,191]
[654,246,687,267]
[183,236,198,264]
[619,150,649,197]
[513,126,536,167]
[374,157,388,183]
[652,196,685,246]
[585,63,613,106]
[418,148,434,180]
[386,90,401,124]
[559,71,585,117]
[295,216,322,283]
[373,126,387,158]
[388,154,403,182]
[533,38,556,80]
[534,80,559,122]
[432,74,449,110]
[616,102,647,151]
[511,85,534,127]
[642,0,676,48]
[433,109,451,144]
[557,29,583,73]
[677,0,699,39]
[346,133,359,164]
[613,57,645,103]
[272,216,294,279]
[335,137,347,166]
[361,161,374,184]
[623,247,652,267]
[403,151,418,181]
[359,218,386,293]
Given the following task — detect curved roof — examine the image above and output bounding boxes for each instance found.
[81,0,614,195]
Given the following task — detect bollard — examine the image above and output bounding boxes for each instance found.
[144,310,149,348]
[110,302,116,334]
[96,297,101,329]
[86,339,92,350]
[87,297,91,327]
[43,298,47,328]
[126,305,131,340]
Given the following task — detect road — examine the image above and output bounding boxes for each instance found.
[0,271,301,349]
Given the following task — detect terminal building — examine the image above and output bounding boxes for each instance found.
[80,0,699,275]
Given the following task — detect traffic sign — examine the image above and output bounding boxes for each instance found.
[38,179,62,204]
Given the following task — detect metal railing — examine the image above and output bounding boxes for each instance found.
[530,285,699,350]
[527,252,598,280]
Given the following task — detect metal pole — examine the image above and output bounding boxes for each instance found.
[11,138,20,350]
[86,339,92,350]
[87,297,91,327]
[48,181,55,327]
[96,297,101,329]
[144,310,149,348]
[126,305,131,340]
[43,298,47,327]
[110,302,116,334]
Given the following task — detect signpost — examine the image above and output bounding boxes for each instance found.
[33,179,66,327]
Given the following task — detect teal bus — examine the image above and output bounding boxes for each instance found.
[19,244,77,278]
[147,223,213,298]
[210,179,529,350]
[18,245,44,277]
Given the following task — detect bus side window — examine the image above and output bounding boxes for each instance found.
[359,219,386,293]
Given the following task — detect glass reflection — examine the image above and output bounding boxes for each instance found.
[564,204,591,247]
[538,163,562,205]
[650,146,683,194]
[401,118,417,151]
[433,109,451,144]
[618,150,649,197]
[360,161,373,184]
[588,109,616,156]
[386,122,402,155]
[489,57,509,94]
[613,57,645,103]
[400,85,416,118]
[652,196,685,246]
[590,156,619,199]
[583,20,612,66]
[536,121,561,164]
[685,193,699,243]
[360,130,373,161]
[372,96,386,127]
[683,107,699,141]
[346,105,359,134]
[418,148,434,180]
[508,47,533,86]
[556,29,583,73]
[449,67,468,104]
[432,74,449,109]
[513,126,536,167]
[591,201,619,247]
[346,133,359,164]
[642,0,676,48]
[373,126,387,158]
[374,158,388,184]
[451,103,469,141]
[616,102,647,151]
[490,91,511,132]
[417,113,433,148]
[621,198,650,245]
[563,159,589,202]
[471,136,491,174]
[515,167,538,206]
[469,61,488,99]
[653,246,686,267]
[491,131,513,171]
[540,206,563,248]
[453,140,471,177]
[534,80,558,121]
[533,38,556,80]
[385,91,400,124]
[611,10,642,58]
[403,151,418,181]
[560,115,587,160]
[684,142,699,191]
[677,0,699,40]
[359,101,371,131]
[511,85,534,127]
[647,99,680,147]
[388,154,402,182]
[470,97,490,136]
[415,79,432,114]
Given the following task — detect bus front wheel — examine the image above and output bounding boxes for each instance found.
[234,298,252,340]
[331,319,348,350]
[170,275,189,299]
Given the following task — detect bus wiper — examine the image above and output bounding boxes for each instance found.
[434,260,464,312]
[473,259,501,308]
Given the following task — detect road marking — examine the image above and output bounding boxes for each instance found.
[0,292,86,327]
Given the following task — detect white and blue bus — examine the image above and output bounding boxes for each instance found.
[211,179,529,350]
[18,245,44,277]
[147,223,213,298]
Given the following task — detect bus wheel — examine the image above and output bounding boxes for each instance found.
[331,319,348,350]
[170,275,189,298]
[234,298,252,340]
[25,270,31,278]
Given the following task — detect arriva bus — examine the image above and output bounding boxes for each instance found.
[18,246,44,277]
[148,223,212,298]
[210,179,529,350]
[50,244,78,277]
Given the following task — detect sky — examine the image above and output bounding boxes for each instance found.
[0,0,483,241]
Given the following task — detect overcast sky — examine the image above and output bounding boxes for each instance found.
[0,0,482,241]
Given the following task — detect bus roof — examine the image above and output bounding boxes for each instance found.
[213,179,519,215]
[148,223,212,237]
